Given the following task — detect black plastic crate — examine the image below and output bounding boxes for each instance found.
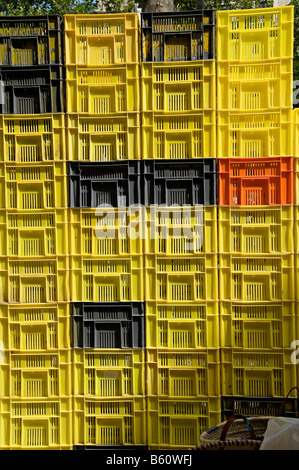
[221,396,299,421]
[143,158,217,206]
[0,15,63,67]
[141,10,215,62]
[0,66,64,113]
[72,302,145,349]
[69,161,142,208]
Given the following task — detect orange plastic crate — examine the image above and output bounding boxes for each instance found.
[218,157,293,206]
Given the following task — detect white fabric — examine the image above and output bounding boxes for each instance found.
[260,417,299,450]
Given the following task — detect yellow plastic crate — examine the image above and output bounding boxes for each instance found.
[146,349,220,397]
[0,114,66,162]
[217,109,293,158]
[73,349,145,397]
[217,60,293,111]
[294,206,299,253]
[0,257,69,303]
[70,255,143,302]
[73,397,146,447]
[144,206,217,255]
[0,209,69,257]
[145,254,218,302]
[0,303,70,351]
[294,108,299,157]
[69,208,143,257]
[216,6,294,61]
[0,162,68,210]
[221,348,297,398]
[145,301,219,349]
[218,206,294,254]
[66,113,140,161]
[66,64,140,113]
[0,350,72,398]
[142,111,216,159]
[147,396,221,449]
[141,61,216,112]
[0,397,72,449]
[64,14,140,66]
[220,301,296,349]
[219,254,294,302]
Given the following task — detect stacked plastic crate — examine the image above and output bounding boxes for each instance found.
[294,108,299,393]
[0,16,72,449]
[64,14,147,449]
[217,6,299,419]
[140,11,221,449]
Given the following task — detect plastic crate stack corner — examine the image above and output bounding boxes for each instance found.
[0,15,72,450]
[141,10,221,450]
[217,6,299,421]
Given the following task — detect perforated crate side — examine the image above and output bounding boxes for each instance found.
[218,157,294,206]
[216,6,294,62]
[69,161,142,208]
[145,300,219,349]
[218,205,294,254]
[0,15,64,66]
[72,302,145,349]
[142,158,217,206]
[0,397,73,449]
[0,302,71,351]
[141,10,216,62]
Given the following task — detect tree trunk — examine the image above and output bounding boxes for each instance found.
[142,0,175,12]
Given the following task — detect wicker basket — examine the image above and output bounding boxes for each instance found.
[194,387,299,451]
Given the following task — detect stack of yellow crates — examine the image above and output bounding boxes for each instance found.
[64,13,147,449]
[217,6,298,418]
[140,10,221,449]
[0,16,72,449]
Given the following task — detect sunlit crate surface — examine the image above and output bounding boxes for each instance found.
[218,205,294,254]
[0,257,69,303]
[218,157,294,206]
[146,349,220,397]
[0,397,72,449]
[72,349,145,397]
[64,14,140,66]
[220,301,296,349]
[144,206,217,255]
[142,111,216,159]
[0,114,66,162]
[217,60,293,111]
[221,348,297,398]
[141,61,216,112]
[0,209,69,257]
[145,301,219,349]
[141,10,216,62]
[145,254,218,302]
[69,208,143,257]
[0,162,68,210]
[294,108,299,157]
[66,113,140,161]
[0,66,65,114]
[66,64,140,114]
[294,206,299,253]
[217,109,293,159]
[0,15,63,66]
[70,255,143,302]
[72,302,145,349]
[219,253,294,302]
[147,396,221,449]
[216,6,294,62]
[73,397,146,447]
[0,350,72,398]
[0,303,70,351]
